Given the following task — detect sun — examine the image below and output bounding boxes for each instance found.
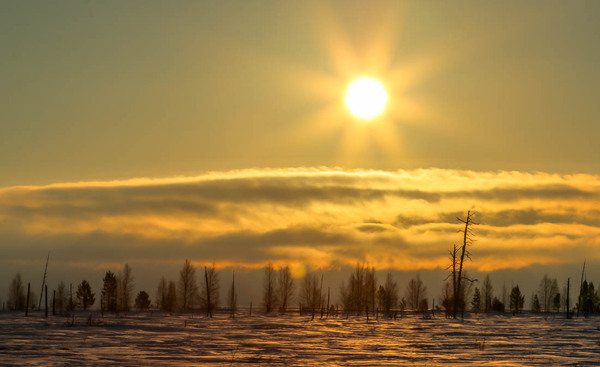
[345,77,388,120]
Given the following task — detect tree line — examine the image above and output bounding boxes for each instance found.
[3,262,598,319]
[3,214,598,319]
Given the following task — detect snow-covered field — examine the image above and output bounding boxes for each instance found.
[1,311,599,366]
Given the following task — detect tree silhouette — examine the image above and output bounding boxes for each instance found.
[531,294,541,313]
[134,291,151,311]
[102,271,118,313]
[300,272,321,319]
[450,211,476,319]
[166,281,177,312]
[7,273,26,311]
[156,277,168,311]
[405,275,427,311]
[55,281,67,313]
[76,280,95,310]
[118,264,134,312]
[262,263,277,313]
[509,285,524,315]
[537,274,559,313]
[471,287,481,313]
[491,297,504,312]
[228,270,237,318]
[482,275,493,313]
[200,264,219,317]
[339,263,375,315]
[377,273,398,317]
[178,259,198,311]
[277,266,294,312]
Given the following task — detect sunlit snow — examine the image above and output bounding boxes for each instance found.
[1,311,599,365]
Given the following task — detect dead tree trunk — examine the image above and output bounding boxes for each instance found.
[45,285,48,318]
[577,261,585,317]
[26,283,30,317]
[566,278,571,319]
[204,267,212,318]
[38,252,50,310]
[454,211,475,319]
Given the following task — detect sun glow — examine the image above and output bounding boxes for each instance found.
[345,77,388,120]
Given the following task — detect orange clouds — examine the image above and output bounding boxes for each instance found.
[1,168,599,272]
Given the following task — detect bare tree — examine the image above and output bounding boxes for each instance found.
[156,277,168,311]
[277,266,294,312]
[450,211,476,318]
[262,263,278,313]
[8,273,26,311]
[200,263,219,317]
[118,263,134,312]
[405,274,427,311]
[340,263,371,315]
[300,272,320,319]
[178,259,198,311]
[538,274,559,313]
[482,275,493,313]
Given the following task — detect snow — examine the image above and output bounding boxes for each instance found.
[1,311,599,366]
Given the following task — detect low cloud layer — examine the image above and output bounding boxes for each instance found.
[1,168,600,276]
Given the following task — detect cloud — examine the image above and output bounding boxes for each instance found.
[1,168,600,273]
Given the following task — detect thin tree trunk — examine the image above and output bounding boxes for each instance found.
[326,287,330,318]
[39,252,50,310]
[577,261,585,317]
[26,283,30,317]
[45,285,48,318]
[204,267,211,318]
[566,278,571,319]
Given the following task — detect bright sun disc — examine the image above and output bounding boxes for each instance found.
[345,77,388,120]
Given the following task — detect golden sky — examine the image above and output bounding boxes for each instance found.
[1,1,600,298]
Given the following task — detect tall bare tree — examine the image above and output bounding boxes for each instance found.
[200,263,219,317]
[178,259,198,311]
[339,263,368,315]
[262,263,278,313]
[300,272,321,319]
[118,263,134,312]
[450,211,476,318]
[277,266,295,312]
[538,274,559,313]
[156,277,168,311]
[405,274,427,311]
[8,273,26,311]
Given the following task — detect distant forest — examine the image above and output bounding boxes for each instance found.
[3,212,599,319]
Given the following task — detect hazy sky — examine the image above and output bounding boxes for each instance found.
[2,1,600,304]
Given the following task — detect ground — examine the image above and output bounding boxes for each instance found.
[1,311,599,365]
